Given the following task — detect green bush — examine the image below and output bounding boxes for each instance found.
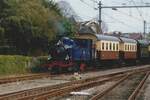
[30,56,49,73]
[0,55,49,76]
[0,55,32,75]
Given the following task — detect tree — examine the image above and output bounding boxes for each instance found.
[0,0,69,55]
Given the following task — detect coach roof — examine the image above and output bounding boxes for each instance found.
[95,34,120,42]
[137,39,149,45]
[120,37,137,43]
[77,33,120,42]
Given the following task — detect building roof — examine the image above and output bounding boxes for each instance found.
[78,27,96,34]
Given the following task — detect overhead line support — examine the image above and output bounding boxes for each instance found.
[98,1,150,34]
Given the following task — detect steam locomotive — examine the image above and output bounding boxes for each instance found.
[44,33,150,73]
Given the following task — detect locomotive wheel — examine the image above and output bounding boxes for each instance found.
[73,63,80,72]
[67,64,79,72]
[51,66,62,74]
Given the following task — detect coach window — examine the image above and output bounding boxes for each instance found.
[102,42,104,50]
[136,45,137,51]
[113,43,115,51]
[135,45,137,51]
[125,44,127,51]
[110,43,112,51]
[134,45,136,51]
[116,44,118,51]
[124,45,126,51]
[106,43,108,50]
[127,45,129,51]
[124,44,126,51]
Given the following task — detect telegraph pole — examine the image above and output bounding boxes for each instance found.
[144,20,146,38]
[98,1,102,34]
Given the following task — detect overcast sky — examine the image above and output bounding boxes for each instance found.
[55,0,150,33]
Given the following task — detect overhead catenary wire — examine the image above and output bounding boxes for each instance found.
[103,12,141,31]
[90,0,99,4]
[140,0,145,4]
[128,0,150,24]
[78,14,97,21]
[80,0,150,33]
[80,0,96,9]
[113,9,143,21]
[80,0,149,22]
[130,0,145,20]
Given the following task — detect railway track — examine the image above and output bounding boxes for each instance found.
[0,66,150,100]
[128,72,150,100]
[0,73,50,84]
[0,64,148,85]
[90,71,150,100]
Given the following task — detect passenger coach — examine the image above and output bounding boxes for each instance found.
[119,37,137,64]
[75,33,120,66]
[95,34,120,61]
[137,40,149,63]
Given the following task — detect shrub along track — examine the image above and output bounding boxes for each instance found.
[0,66,150,100]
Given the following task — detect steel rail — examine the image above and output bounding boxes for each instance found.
[89,71,150,100]
[0,72,127,100]
[0,67,150,100]
[16,68,150,100]
[0,64,148,85]
[0,73,50,84]
[128,72,150,100]
[25,74,125,100]
[89,74,130,100]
